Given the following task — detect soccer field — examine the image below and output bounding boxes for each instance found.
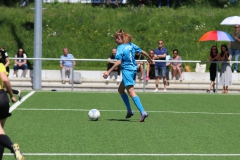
[3,91,240,160]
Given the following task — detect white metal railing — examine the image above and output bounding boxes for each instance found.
[8,57,239,92]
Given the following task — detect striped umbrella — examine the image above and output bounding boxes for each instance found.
[199,30,234,42]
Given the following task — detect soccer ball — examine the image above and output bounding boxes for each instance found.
[88,109,100,121]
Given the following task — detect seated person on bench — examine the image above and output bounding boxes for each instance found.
[146,50,155,81]
[13,48,29,78]
[60,47,76,84]
[134,52,144,80]
[171,49,183,81]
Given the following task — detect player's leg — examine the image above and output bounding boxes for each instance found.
[125,70,148,122]
[119,70,135,118]
[118,83,133,118]
[0,93,25,159]
[0,145,4,160]
[0,119,13,149]
[126,86,148,122]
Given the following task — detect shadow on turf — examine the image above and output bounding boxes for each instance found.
[107,118,136,122]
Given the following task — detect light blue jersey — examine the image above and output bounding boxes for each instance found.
[116,42,142,87]
[116,42,142,71]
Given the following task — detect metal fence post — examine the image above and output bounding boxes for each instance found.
[143,61,146,92]
[71,60,74,91]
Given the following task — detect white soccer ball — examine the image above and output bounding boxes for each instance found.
[88,109,100,121]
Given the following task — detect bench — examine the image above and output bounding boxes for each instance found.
[8,70,240,93]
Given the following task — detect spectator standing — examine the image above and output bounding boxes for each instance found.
[106,48,121,82]
[0,62,25,160]
[0,47,22,101]
[207,46,219,93]
[154,40,168,92]
[60,48,76,84]
[134,52,144,80]
[171,49,182,81]
[146,50,155,81]
[229,24,240,73]
[106,0,118,8]
[219,44,232,93]
[13,48,29,78]
[20,0,29,7]
[158,0,170,7]
[103,30,152,122]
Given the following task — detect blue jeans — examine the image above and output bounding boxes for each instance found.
[230,48,240,71]
[14,64,28,71]
[155,66,166,77]
[158,0,170,7]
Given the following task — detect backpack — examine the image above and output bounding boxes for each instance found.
[74,72,82,84]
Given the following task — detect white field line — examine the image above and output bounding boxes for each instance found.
[15,108,240,115]
[3,153,240,156]
[9,91,35,113]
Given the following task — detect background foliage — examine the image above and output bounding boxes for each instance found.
[0,0,239,70]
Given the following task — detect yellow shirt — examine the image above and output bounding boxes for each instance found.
[0,63,8,89]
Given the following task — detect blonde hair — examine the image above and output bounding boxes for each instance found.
[114,30,132,44]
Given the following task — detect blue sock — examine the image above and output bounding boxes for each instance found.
[132,96,145,114]
[121,93,132,112]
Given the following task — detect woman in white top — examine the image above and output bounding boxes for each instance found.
[13,48,28,78]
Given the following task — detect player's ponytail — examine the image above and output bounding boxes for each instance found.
[114,30,132,44]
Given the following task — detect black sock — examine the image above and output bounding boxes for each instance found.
[0,135,14,153]
[0,145,4,160]
[12,89,19,95]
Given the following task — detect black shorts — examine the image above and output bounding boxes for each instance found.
[0,90,11,120]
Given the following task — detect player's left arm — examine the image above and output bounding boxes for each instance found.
[141,50,152,63]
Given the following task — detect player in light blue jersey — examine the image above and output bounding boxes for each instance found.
[103,30,152,122]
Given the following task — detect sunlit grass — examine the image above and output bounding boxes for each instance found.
[0,3,239,71]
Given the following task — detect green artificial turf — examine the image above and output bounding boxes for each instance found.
[3,92,240,160]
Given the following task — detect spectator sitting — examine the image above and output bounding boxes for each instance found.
[106,48,121,82]
[60,47,76,84]
[171,49,182,81]
[146,50,155,81]
[13,48,29,78]
[134,52,144,80]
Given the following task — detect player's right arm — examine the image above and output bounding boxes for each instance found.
[5,57,10,68]
[103,60,121,78]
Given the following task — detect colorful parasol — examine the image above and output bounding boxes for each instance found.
[199,30,234,42]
